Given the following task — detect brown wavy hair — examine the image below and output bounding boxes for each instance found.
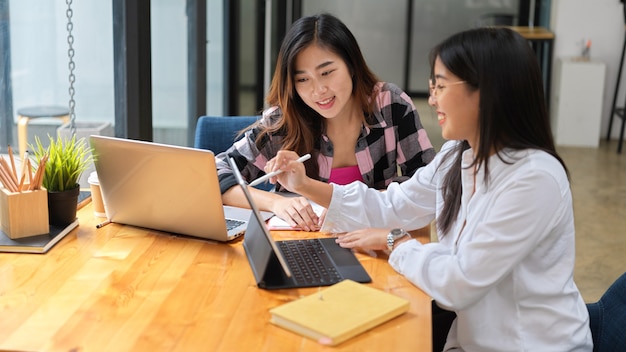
[260,13,379,178]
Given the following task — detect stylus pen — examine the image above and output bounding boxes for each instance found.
[96,220,111,228]
[248,153,311,187]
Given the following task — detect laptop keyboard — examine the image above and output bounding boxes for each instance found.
[278,239,342,286]
[225,218,245,231]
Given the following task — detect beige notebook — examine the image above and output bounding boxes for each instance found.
[269,279,410,346]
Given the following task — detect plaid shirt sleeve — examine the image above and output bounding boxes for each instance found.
[215,107,283,193]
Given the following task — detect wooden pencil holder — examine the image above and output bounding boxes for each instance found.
[0,187,50,239]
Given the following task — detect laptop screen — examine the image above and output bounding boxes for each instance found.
[227,157,293,278]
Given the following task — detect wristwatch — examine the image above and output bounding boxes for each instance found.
[387,228,410,251]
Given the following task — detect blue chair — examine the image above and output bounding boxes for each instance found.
[586,272,626,351]
[194,115,273,191]
[194,115,260,153]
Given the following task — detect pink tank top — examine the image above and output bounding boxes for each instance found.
[328,165,364,185]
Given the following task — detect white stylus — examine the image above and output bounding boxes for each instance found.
[248,154,311,187]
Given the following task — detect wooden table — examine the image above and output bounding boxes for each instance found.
[0,201,431,351]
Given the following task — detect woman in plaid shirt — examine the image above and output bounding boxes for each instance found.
[216,13,435,231]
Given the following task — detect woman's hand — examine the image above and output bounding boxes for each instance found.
[265,150,309,194]
[271,196,320,232]
[264,150,333,226]
[335,228,391,251]
[264,150,321,231]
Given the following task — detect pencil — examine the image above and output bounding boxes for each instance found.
[0,156,18,189]
[30,155,48,191]
[35,156,48,190]
[0,166,10,190]
[18,151,29,192]
[0,164,18,192]
[27,158,34,187]
[248,154,311,187]
[29,161,39,191]
[7,145,18,183]
[0,158,18,192]
[17,168,26,192]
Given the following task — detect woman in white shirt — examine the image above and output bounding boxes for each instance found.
[264,27,593,351]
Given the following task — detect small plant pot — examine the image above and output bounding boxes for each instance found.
[48,186,80,226]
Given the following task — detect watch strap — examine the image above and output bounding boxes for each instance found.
[387,228,409,251]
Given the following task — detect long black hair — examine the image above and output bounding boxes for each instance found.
[430,27,568,235]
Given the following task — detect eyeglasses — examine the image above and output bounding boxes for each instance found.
[428,79,467,98]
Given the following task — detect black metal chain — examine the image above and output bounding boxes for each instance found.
[66,0,76,136]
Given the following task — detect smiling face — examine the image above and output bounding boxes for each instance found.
[293,44,358,121]
[429,57,481,148]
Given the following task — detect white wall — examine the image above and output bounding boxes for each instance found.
[551,0,625,139]
[302,0,409,87]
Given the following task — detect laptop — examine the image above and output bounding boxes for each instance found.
[90,135,272,241]
[228,157,372,289]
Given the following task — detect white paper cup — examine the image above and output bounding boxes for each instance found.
[88,171,106,218]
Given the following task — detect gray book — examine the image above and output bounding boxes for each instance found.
[0,219,79,253]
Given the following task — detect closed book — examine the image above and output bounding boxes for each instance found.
[0,218,79,253]
[269,279,410,346]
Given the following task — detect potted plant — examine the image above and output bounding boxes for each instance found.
[30,133,93,226]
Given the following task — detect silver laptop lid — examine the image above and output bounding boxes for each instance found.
[90,135,243,241]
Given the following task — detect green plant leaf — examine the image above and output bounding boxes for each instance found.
[29,133,93,192]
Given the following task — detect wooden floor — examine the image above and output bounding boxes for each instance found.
[559,140,626,302]
[415,98,626,303]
